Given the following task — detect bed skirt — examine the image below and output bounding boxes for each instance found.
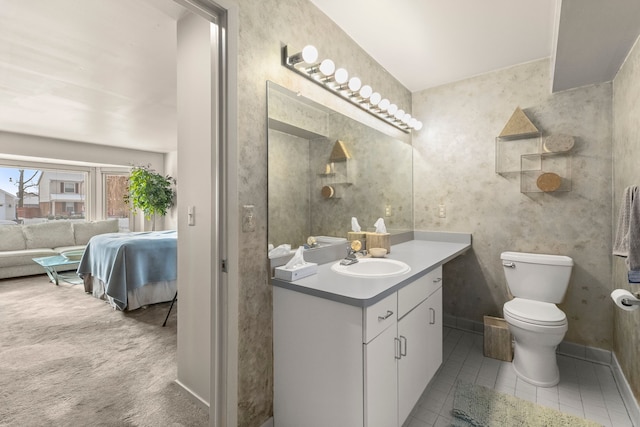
[83,274,177,311]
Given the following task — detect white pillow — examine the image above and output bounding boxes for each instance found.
[0,226,26,251]
[73,219,119,245]
[23,221,75,249]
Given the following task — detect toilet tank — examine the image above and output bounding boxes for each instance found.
[501,251,574,304]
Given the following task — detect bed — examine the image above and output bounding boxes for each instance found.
[77,230,177,311]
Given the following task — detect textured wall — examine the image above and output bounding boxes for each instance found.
[268,129,312,248]
[308,113,413,239]
[412,59,613,349]
[612,36,640,402]
[235,0,411,425]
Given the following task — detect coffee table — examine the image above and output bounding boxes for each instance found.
[32,254,83,286]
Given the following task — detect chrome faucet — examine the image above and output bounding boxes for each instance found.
[340,240,366,266]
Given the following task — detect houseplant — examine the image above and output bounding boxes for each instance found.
[125,165,176,231]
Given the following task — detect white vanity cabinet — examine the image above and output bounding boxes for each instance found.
[397,286,442,423]
[273,265,444,427]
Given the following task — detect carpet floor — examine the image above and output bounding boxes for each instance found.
[451,381,602,427]
[0,275,208,427]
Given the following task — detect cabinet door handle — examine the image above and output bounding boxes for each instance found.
[429,307,436,325]
[433,277,442,283]
[400,335,407,357]
[394,337,401,360]
[378,310,394,321]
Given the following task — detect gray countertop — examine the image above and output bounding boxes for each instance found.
[271,233,471,307]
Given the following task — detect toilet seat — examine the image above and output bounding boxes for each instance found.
[504,298,567,326]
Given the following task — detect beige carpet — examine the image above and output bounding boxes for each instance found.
[0,275,208,427]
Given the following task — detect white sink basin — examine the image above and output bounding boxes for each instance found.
[331,258,411,278]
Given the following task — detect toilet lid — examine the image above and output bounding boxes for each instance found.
[504,298,567,326]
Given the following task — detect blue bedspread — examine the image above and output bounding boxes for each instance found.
[77,231,177,310]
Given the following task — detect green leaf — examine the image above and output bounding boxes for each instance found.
[125,165,176,221]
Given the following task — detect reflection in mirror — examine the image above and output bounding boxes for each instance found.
[267,81,413,249]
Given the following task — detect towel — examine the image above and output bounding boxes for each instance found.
[613,186,635,257]
[628,270,640,283]
[613,186,640,275]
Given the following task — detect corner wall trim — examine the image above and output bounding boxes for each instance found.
[260,417,274,427]
[612,353,640,426]
[175,379,210,411]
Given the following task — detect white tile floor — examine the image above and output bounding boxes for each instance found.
[403,328,634,427]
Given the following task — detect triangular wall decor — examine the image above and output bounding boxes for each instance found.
[498,107,540,138]
[329,140,351,162]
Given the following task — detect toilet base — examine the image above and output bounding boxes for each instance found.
[512,341,560,387]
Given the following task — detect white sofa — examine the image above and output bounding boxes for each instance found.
[0,219,119,279]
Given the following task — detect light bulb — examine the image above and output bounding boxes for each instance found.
[334,68,349,84]
[378,99,390,111]
[370,92,381,106]
[359,85,372,99]
[394,109,405,120]
[388,104,398,115]
[402,113,412,124]
[348,77,362,92]
[409,118,418,128]
[413,121,423,131]
[301,45,318,64]
[319,59,335,76]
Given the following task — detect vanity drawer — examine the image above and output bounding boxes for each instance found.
[363,292,397,343]
[398,265,442,319]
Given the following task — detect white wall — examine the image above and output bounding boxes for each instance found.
[0,131,165,169]
[176,12,214,405]
[164,150,178,231]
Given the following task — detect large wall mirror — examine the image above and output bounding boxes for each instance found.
[267,81,413,248]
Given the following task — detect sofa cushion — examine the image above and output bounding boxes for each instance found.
[23,221,75,249]
[0,249,58,268]
[54,245,86,254]
[0,225,26,251]
[73,219,119,245]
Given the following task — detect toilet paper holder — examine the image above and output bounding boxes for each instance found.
[621,293,640,307]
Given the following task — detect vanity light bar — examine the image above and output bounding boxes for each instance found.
[282,44,423,133]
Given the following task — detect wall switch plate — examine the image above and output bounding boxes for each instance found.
[188,206,195,226]
[385,205,392,217]
[438,204,446,218]
[242,204,256,232]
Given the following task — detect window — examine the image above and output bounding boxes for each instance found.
[0,165,87,223]
[104,173,131,231]
[63,182,76,193]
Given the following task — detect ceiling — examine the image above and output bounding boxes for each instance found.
[310,0,557,93]
[1,0,639,154]
[0,0,186,153]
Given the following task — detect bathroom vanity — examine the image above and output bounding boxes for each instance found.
[272,233,471,427]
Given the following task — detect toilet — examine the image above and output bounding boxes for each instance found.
[501,251,574,387]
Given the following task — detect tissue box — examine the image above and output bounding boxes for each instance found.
[367,232,390,253]
[275,262,318,281]
[347,231,367,249]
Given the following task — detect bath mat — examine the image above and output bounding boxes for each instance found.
[451,381,602,427]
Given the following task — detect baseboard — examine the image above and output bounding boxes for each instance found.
[174,379,210,412]
[260,416,274,427]
[444,313,483,333]
[445,314,640,424]
[612,353,640,426]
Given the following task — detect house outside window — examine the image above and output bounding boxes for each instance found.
[63,182,76,193]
